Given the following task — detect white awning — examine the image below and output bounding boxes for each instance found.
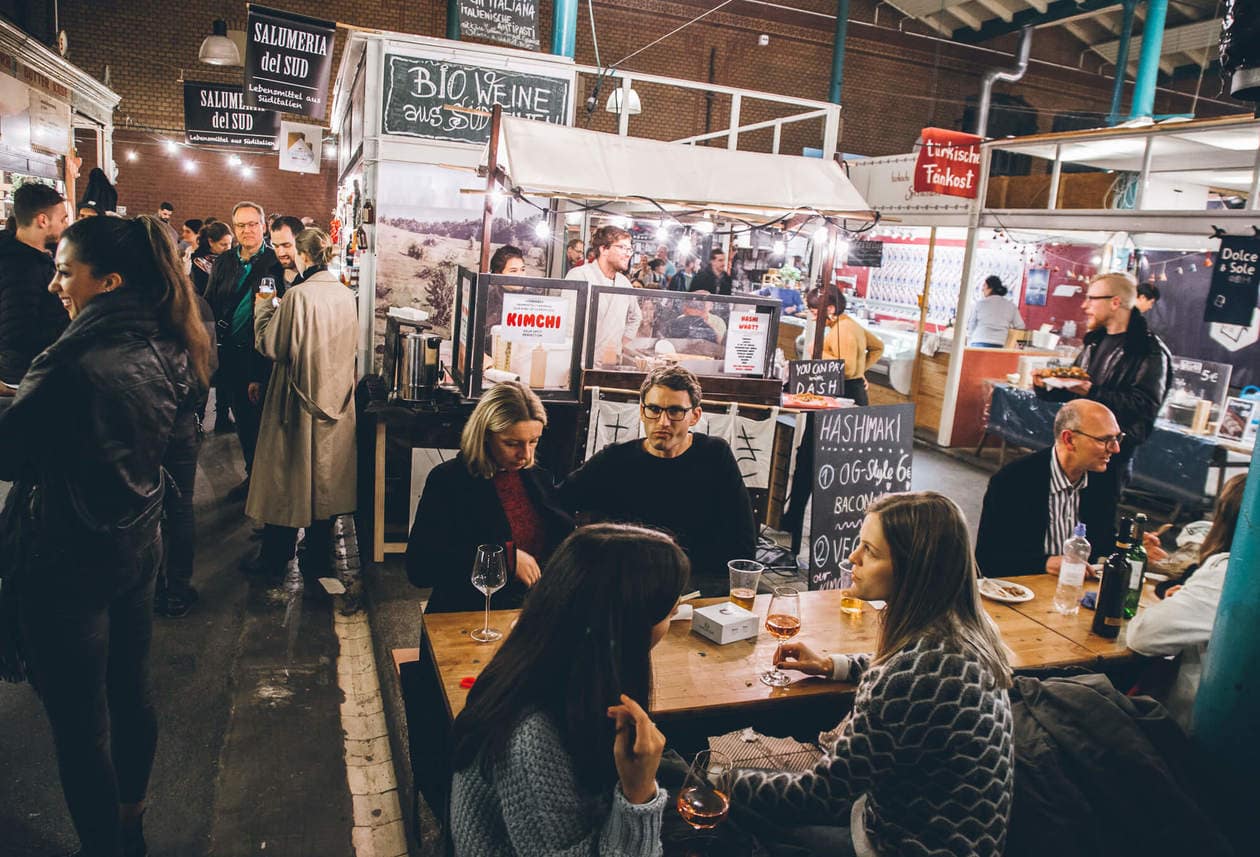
[483,116,876,222]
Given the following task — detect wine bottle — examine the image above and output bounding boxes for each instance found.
[1123,514,1148,620]
[1091,517,1133,639]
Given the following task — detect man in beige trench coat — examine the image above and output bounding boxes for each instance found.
[244,225,358,582]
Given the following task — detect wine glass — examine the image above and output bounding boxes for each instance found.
[761,586,800,687]
[723,559,764,614]
[470,545,506,643]
[676,750,732,831]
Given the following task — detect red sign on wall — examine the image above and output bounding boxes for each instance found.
[913,128,983,199]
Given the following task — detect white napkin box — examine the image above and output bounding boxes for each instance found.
[691,603,759,645]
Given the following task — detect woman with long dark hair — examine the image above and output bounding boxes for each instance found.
[731,492,1015,857]
[189,220,232,297]
[0,214,210,857]
[1128,473,1247,732]
[449,524,689,856]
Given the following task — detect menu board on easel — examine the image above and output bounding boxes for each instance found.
[787,359,845,397]
[809,404,914,589]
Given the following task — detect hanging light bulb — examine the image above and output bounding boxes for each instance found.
[772,240,786,256]
[1204,255,1214,267]
[164,140,178,155]
[1177,267,1183,275]
[812,226,829,243]
[1158,269,1168,282]
[676,235,693,256]
[228,154,242,167]
[125,150,138,162]
[241,166,254,179]
[1090,254,1102,265]
[533,220,550,239]
[1190,263,1197,272]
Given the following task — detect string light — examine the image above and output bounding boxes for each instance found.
[164,140,178,154]
[228,155,242,167]
[676,235,692,256]
[1204,255,1214,267]
[533,220,550,239]
[125,150,138,162]
[241,166,254,179]
[182,159,197,173]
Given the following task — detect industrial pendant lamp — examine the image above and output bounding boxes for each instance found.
[199,20,241,66]
[605,88,642,115]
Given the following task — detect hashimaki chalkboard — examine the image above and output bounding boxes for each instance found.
[808,404,914,589]
[382,54,569,144]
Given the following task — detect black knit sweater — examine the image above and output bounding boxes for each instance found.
[0,231,67,385]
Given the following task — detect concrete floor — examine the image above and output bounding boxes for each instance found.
[0,421,995,857]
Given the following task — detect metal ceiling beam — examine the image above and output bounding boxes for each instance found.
[1093,18,1223,63]
[952,0,1120,44]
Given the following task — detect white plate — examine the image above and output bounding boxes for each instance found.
[977,578,1035,603]
[1042,377,1083,389]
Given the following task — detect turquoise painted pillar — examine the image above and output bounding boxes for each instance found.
[828,0,850,104]
[1194,450,1260,802]
[447,0,460,40]
[1128,0,1168,120]
[1108,0,1137,124]
[552,0,578,58]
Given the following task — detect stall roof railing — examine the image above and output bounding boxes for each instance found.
[569,63,841,161]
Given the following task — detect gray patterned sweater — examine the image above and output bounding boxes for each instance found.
[451,710,667,857]
[731,638,1014,857]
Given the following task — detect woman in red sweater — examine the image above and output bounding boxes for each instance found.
[406,381,573,613]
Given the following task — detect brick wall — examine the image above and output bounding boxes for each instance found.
[57,0,1241,220]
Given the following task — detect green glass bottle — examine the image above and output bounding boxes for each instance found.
[1123,514,1148,619]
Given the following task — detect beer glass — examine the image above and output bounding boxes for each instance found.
[838,560,862,615]
[723,559,763,614]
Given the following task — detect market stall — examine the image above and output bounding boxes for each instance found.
[0,18,119,221]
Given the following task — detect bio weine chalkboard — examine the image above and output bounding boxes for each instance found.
[808,404,914,589]
[787,359,846,397]
[382,54,569,144]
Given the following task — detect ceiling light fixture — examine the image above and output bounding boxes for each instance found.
[199,19,242,66]
[605,88,642,116]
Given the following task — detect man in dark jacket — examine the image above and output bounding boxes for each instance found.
[204,201,283,490]
[1035,272,1171,496]
[0,183,69,392]
[689,247,733,295]
[975,399,1118,578]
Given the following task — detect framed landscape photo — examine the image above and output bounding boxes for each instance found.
[1216,396,1256,442]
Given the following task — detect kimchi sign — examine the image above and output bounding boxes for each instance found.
[913,128,983,199]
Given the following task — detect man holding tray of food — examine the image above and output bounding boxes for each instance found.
[1034,272,1171,496]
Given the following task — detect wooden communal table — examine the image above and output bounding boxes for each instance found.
[412,579,1150,722]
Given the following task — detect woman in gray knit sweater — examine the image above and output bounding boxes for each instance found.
[449,524,689,856]
[731,491,1015,857]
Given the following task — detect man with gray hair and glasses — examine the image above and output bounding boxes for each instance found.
[975,399,1120,579]
[1034,271,1172,496]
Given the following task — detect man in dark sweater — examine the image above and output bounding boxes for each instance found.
[0,183,69,393]
[562,366,757,595]
[975,399,1119,578]
[689,248,732,296]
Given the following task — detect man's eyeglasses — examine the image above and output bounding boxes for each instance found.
[1073,429,1125,449]
[611,243,633,252]
[1084,294,1115,301]
[642,402,692,421]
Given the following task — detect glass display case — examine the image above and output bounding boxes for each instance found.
[1159,356,1233,432]
[583,286,782,379]
[452,269,588,401]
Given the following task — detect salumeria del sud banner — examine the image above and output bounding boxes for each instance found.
[183,81,280,150]
[244,4,337,120]
[913,127,983,199]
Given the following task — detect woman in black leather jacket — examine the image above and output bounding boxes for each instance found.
[0,214,212,857]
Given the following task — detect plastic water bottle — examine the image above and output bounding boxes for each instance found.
[1054,523,1091,615]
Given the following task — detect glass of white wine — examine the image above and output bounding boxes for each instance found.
[470,544,506,643]
[761,586,801,687]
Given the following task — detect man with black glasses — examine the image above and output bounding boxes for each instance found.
[1034,272,1171,496]
[562,365,756,595]
[975,399,1119,578]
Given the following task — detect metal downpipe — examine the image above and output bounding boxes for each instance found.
[1108,0,1138,124]
[1128,0,1169,120]
[974,27,1033,137]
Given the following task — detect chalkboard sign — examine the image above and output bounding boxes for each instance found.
[809,404,914,589]
[244,4,336,120]
[787,359,846,397]
[458,0,540,50]
[382,54,569,144]
[845,240,884,268]
[183,81,280,151]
